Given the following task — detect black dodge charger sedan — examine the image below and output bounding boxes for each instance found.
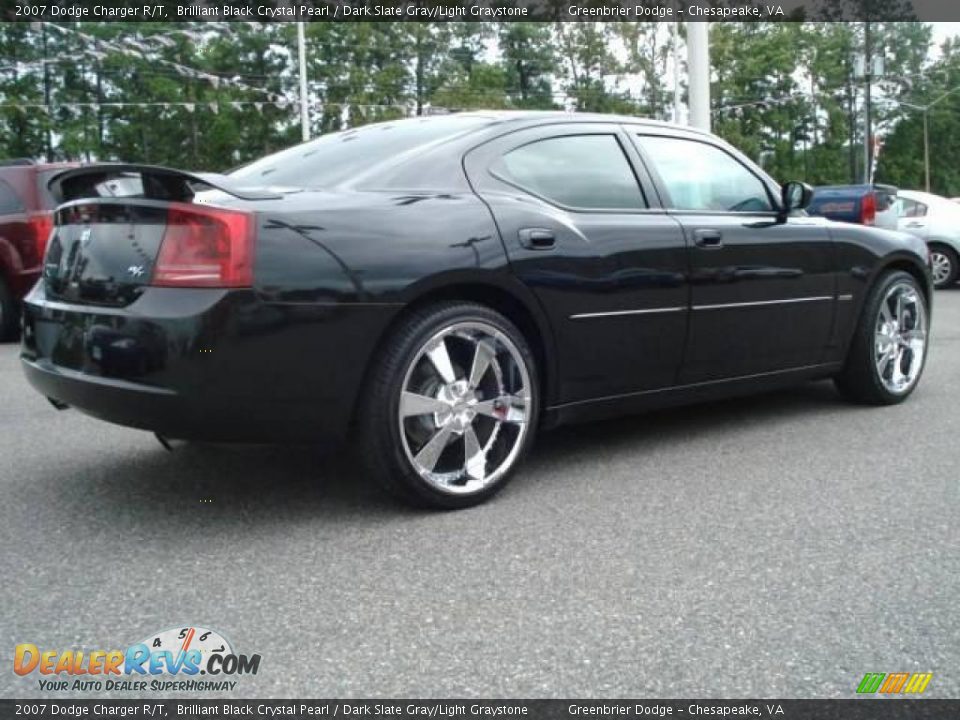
[21,112,931,508]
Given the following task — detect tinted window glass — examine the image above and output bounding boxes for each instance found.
[496,135,646,209]
[636,135,773,212]
[897,198,927,218]
[37,169,66,208]
[0,179,24,214]
[230,115,496,189]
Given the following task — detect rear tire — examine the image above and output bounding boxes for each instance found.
[358,302,539,509]
[834,270,929,405]
[0,276,18,342]
[928,243,958,289]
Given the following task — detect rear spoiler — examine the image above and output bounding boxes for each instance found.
[47,163,283,204]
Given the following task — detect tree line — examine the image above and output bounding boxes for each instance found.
[0,20,958,195]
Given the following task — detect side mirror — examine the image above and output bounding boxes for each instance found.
[781,181,814,213]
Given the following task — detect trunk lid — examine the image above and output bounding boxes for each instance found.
[44,201,168,306]
[42,164,283,306]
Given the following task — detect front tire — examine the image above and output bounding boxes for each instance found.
[928,243,959,289]
[358,302,539,509]
[835,270,929,405]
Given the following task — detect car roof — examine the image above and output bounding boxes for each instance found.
[898,189,940,203]
[425,110,714,138]
[899,189,960,213]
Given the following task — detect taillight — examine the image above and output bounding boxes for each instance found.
[860,193,876,226]
[29,212,54,263]
[152,204,254,288]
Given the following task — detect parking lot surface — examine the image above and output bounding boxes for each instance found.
[1,291,958,699]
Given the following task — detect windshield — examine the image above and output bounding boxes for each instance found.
[229,115,496,189]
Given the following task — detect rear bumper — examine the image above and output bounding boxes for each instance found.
[20,284,400,443]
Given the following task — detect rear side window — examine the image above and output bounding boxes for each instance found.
[230,115,496,189]
[494,135,646,210]
[0,178,25,214]
[635,135,773,213]
[897,198,927,218]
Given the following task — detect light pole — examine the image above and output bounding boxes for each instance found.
[896,86,960,193]
[687,22,710,131]
[672,12,681,124]
[297,21,309,142]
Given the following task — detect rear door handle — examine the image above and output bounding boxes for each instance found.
[694,229,723,249]
[518,228,556,250]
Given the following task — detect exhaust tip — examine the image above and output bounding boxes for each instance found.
[47,397,69,411]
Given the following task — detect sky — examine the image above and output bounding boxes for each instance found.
[931,22,960,52]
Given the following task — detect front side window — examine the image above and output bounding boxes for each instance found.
[635,135,773,213]
[495,135,646,210]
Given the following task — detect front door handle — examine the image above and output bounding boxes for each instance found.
[518,228,556,250]
[694,229,723,249]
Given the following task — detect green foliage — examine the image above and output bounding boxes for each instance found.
[876,37,960,195]
[0,18,955,193]
[710,20,939,190]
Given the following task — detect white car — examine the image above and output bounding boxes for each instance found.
[894,189,960,288]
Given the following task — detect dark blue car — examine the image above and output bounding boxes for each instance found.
[807,184,899,229]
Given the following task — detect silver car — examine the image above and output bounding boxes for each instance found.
[895,189,960,288]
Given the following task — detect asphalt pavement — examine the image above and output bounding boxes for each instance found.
[1,290,958,699]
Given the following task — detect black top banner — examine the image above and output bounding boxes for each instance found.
[2,700,960,720]
[3,0,960,23]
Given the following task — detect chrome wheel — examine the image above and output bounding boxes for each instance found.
[930,251,953,287]
[398,321,532,495]
[874,281,927,395]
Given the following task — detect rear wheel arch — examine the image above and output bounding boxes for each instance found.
[349,280,557,430]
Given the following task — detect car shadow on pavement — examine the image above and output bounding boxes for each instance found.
[530,379,847,465]
[25,379,855,534]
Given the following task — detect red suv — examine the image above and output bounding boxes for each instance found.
[0,160,76,339]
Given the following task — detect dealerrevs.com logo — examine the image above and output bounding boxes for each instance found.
[14,626,261,693]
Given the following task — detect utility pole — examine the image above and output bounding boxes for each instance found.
[893,88,960,194]
[297,21,309,142]
[863,20,872,184]
[39,22,52,161]
[687,22,710,131]
[672,16,681,124]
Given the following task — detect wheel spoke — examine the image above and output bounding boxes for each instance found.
[464,425,486,480]
[873,282,927,395]
[879,300,894,325]
[414,423,455,472]
[468,339,497,389]
[475,394,528,424]
[890,347,906,387]
[425,338,457,384]
[876,347,894,375]
[398,320,534,495]
[400,391,447,418]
